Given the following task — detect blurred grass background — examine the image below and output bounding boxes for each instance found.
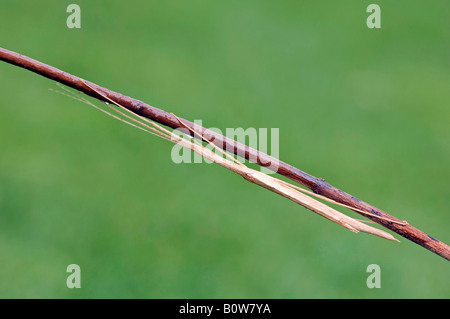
[0,0,449,298]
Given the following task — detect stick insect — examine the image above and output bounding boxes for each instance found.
[51,81,405,242]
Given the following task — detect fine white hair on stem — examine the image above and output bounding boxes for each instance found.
[55,82,400,242]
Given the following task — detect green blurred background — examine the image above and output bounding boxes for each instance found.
[0,1,448,298]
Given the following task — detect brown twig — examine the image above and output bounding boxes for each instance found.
[1,47,448,261]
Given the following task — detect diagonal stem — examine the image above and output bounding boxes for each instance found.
[1,47,448,261]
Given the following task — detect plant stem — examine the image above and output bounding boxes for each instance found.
[1,47,448,261]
